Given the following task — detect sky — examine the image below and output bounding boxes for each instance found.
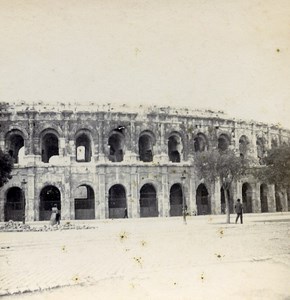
[0,0,289,128]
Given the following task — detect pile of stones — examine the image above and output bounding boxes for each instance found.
[0,220,96,232]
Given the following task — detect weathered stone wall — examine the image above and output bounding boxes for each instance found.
[1,102,290,221]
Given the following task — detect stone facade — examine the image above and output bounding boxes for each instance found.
[1,102,290,222]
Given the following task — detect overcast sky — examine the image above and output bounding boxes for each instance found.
[0,0,289,128]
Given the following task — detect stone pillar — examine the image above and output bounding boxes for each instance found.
[252,183,261,213]
[129,166,138,218]
[158,123,168,163]
[0,187,5,221]
[161,166,169,217]
[60,168,72,220]
[281,188,288,212]
[98,120,106,162]
[98,167,106,219]
[250,124,258,158]
[27,119,34,155]
[211,179,221,214]
[268,184,275,212]
[26,172,35,221]
[188,167,196,215]
[59,138,65,157]
[92,171,100,219]
[69,140,76,163]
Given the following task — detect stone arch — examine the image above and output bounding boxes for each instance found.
[5,129,25,164]
[242,183,253,213]
[108,184,127,218]
[4,187,24,221]
[218,133,231,151]
[36,124,63,138]
[138,130,156,162]
[193,132,208,152]
[74,184,95,219]
[39,185,61,221]
[40,129,60,163]
[196,184,211,215]
[168,132,183,162]
[220,187,233,214]
[75,129,93,162]
[260,184,268,213]
[139,183,158,217]
[239,135,250,158]
[169,183,183,216]
[108,127,125,162]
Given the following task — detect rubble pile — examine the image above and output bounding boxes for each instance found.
[0,220,96,232]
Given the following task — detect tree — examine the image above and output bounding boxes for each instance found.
[194,148,252,223]
[253,144,290,188]
[0,149,14,188]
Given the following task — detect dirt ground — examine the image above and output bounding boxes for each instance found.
[1,213,290,300]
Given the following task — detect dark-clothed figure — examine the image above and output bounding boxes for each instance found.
[124,208,128,218]
[56,210,61,225]
[235,199,243,224]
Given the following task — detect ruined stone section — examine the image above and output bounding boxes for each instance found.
[0,102,290,221]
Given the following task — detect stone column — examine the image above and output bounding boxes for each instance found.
[267,184,275,212]
[188,167,196,215]
[98,119,106,162]
[161,166,169,217]
[211,179,221,214]
[130,166,139,218]
[252,183,261,213]
[0,187,5,221]
[93,170,100,219]
[98,167,106,219]
[62,167,72,220]
[250,124,258,158]
[158,123,168,163]
[26,172,35,221]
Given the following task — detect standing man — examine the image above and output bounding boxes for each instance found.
[235,199,243,224]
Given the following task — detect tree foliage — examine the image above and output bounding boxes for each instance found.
[253,144,290,188]
[0,149,14,188]
[194,149,253,223]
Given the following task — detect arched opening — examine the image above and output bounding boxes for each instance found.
[260,184,268,213]
[39,186,61,220]
[75,185,95,219]
[256,137,266,164]
[108,129,125,162]
[218,134,230,151]
[168,134,182,162]
[140,184,158,217]
[5,187,25,221]
[139,133,154,162]
[196,184,211,215]
[242,183,253,213]
[6,131,24,164]
[76,133,91,162]
[41,133,59,163]
[169,183,183,216]
[274,185,282,212]
[220,187,233,214]
[194,133,207,152]
[239,135,249,158]
[108,184,127,218]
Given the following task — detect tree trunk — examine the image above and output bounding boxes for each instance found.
[224,187,230,224]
